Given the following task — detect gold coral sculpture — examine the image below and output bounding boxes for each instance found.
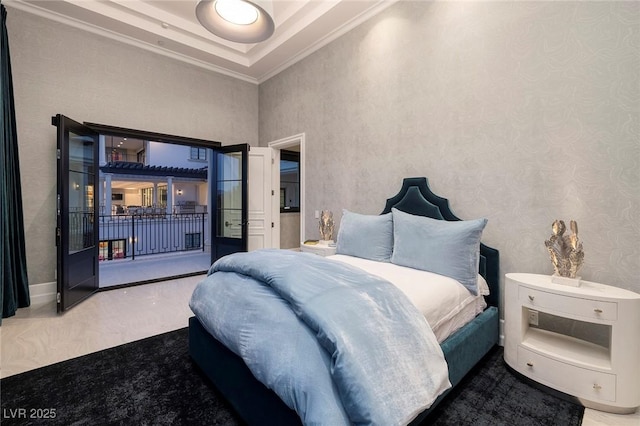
[544,220,584,279]
[319,210,334,242]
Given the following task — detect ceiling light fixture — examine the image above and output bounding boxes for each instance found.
[196,0,275,43]
[216,0,258,25]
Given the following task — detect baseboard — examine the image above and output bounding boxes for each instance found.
[499,318,505,346]
[29,281,56,306]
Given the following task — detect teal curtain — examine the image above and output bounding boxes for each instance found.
[1,3,29,324]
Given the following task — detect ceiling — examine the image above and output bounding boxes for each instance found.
[8,0,397,84]
[106,135,145,153]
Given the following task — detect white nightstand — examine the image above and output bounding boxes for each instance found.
[504,273,640,414]
[299,241,336,257]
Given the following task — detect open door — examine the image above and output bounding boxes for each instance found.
[53,114,100,312]
[248,146,273,251]
[211,144,248,261]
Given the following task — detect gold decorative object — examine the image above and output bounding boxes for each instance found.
[544,220,584,280]
[319,210,334,242]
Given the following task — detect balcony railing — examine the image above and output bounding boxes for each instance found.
[99,213,208,261]
[107,153,140,163]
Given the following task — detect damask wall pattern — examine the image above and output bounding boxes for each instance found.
[259,1,640,294]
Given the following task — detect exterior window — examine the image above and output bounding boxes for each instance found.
[281,150,300,213]
[185,232,201,250]
[190,147,207,161]
[140,185,167,207]
[137,149,146,164]
[141,187,153,207]
[158,185,167,207]
[99,239,126,261]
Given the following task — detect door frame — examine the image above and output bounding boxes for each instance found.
[84,122,222,288]
[268,133,306,245]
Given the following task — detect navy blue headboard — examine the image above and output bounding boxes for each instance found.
[381,177,500,308]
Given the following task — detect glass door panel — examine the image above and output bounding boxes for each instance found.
[55,115,99,312]
[211,145,248,260]
[68,134,96,253]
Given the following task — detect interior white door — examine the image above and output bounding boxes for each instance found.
[248,147,273,251]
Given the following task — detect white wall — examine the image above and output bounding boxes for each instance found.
[7,7,258,286]
[124,189,142,207]
[147,142,209,169]
[280,212,301,249]
[259,1,640,294]
[173,184,200,205]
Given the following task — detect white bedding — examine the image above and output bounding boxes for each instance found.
[328,254,488,343]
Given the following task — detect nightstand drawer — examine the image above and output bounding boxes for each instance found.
[519,287,617,321]
[517,346,616,402]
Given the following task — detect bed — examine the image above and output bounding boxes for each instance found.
[188,177,500,425]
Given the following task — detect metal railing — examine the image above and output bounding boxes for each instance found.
[99,213,207,261]
[107,153,140,163]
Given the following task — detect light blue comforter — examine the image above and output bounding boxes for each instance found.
[189,249,450,425]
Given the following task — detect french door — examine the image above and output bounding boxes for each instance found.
[210,144,249,262]
[54,114,99,312]
[54,114,249,309]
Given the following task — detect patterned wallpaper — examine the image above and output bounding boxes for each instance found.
[259,1,640,294]
[280,212,301,249]
[7,8,259,285]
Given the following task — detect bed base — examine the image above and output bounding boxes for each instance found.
[410,306,499,424]
[189,316,301,425]
[189,306,499,425]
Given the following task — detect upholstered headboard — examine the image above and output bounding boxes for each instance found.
[381,177,500,307]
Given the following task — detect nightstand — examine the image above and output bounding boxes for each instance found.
[299,241,336,257]
[504,273,640,414]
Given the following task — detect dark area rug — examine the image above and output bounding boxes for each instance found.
[427,346,584,425]
[1,328,583,425]
[0,328,240,426]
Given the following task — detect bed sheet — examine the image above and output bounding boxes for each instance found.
[327,254,488,343]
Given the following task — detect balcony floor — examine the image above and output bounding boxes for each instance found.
[99,251,212,288]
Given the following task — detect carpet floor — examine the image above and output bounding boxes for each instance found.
[0,328,583,425]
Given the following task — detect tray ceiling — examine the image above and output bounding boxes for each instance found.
[7,0,396,83]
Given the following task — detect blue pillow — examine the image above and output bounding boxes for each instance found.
[391,208,487,295]
[336,210,393,262]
